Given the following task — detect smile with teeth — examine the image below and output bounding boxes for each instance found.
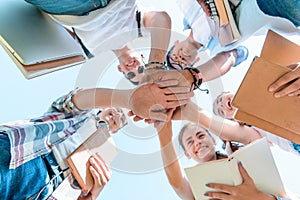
[195,145,209,155]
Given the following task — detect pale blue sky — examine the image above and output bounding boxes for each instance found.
[0,0,300,199]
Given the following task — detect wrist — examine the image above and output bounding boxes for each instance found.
[184,67,203,91]
[144,62,167,72]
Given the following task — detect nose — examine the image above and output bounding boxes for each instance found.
[194,139,202,148]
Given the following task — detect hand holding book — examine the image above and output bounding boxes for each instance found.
[204,162,278,200]
[269,63,300,98]
[78,153,112,200]
[196,0,241,46]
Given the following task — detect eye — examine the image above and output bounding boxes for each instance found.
[187,140,193,147]
[197,132,204,139]
[220,110,224,116]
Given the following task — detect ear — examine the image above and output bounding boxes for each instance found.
[184,151,192,159]
[174,40,180,46]
[117,65,122,72]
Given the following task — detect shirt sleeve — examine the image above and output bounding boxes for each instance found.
[47,88,87,115]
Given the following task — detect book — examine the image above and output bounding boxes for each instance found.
[207,0,241,46]
[232,30,300,144]
[0,0,86,79]
[65,125,118,192]
[184,138,286,200]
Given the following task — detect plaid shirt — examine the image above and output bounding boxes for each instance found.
[0,89,91,169]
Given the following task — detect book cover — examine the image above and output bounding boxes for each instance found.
[65,126,118,192]
[208,0,241,46]
[231,30,300,144]
[0,0,86,79]
[232,57,300,144]
[184,138,286,200]
[0,43,85,79]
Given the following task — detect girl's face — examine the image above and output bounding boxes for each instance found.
[181,125,216,163]
[213,92,236,119]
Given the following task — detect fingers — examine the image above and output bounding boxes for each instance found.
[206,182,233,195]
[164,92,194,101]
[155,79,179,88]
[269,66,300,97]
[273,79,300,98]
[165,99,190,109]
[162,86,192,95]
[149,110,167,122]
[89,153,112,188]
[204,191,230,199]
[237,162,253,184]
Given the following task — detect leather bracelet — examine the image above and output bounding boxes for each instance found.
[184,67,203,91]
[145,62,167,70]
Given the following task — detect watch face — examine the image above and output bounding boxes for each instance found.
[96,120,108,128]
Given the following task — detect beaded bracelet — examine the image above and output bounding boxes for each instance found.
[145,62,167,70]
[184,67,203,91]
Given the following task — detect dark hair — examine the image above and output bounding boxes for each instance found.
[122,72,139,85]
[166,45,176,70]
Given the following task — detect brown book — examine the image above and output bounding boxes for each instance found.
[208,0,241,46]
[232,30,300,144]
[214,0,229,27]
[65,125,118,192]
[0,1,86,79]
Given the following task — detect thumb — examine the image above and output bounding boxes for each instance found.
[238,162,253,184]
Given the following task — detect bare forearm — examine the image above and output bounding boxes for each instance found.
[185,107,260,144]
[144,11,171,63]
[72,88,131,110]
[158,123,194,200]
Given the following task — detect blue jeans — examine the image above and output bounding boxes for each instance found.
[256,0,300,27]
[24,0,110,15]
[0,134,55,200]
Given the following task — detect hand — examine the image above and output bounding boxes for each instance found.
[129,79,194,121]
[269,63,300,98]
[196,0,212,17]
[172,101,200,121]
[204,162,276,200]
[141,69,194,89]
[78,153,112,200]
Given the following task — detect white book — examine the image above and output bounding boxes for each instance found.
[184,138,286,200]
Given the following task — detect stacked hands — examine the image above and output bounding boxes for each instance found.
[128,62,300,125]
[128,68,196,122]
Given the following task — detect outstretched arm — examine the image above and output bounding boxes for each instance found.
[157,121,195,200]
[172,102,261,144]
[143,11,171,64]
[72,80,193,121]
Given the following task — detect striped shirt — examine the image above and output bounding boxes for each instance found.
[0,89,90,169]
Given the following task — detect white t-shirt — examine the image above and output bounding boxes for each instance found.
[177,0,213,48]
[49,0,149,54]
[176,0,299,53]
